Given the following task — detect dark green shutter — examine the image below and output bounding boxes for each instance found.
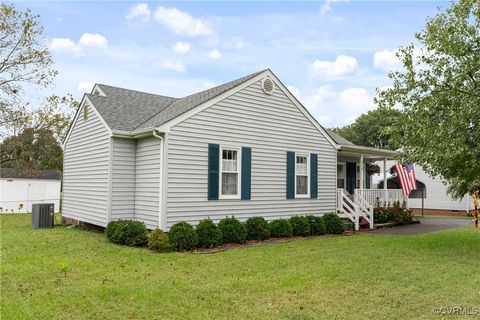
[286,151,295,199]
[208,144,219,200]
[241,147,251,200]
[310,154,318,198]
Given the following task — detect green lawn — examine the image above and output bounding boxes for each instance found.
[1,215,479,320]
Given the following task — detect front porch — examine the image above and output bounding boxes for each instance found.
[335,144,407,230]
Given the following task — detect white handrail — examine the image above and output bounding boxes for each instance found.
[337,188,359,230]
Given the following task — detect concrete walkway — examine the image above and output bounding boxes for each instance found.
[370,217,472,235]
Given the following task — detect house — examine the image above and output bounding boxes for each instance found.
[62,69,404,231]
[0,168,62,214]
[373,161,474,215]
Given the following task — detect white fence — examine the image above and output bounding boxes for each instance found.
[357,189,407,207]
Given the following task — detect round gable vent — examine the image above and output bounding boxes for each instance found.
[261,76,275,95]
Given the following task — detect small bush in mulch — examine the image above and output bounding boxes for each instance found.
[322,213,345,235]
[148,228,171,252]
[105,220,148,247]
[306,215,326,236]
[269,219,293,237]
[289,216,311,236]
[169,221,198,251]
[196,218,223,248]
[218,216,247,244]
[245,217,270,241]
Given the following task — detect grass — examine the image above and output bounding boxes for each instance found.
[415,214,473,220]
[1,215,479,320]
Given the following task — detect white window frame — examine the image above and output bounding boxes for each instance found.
[295,153,310,198]
[219,145,242,200]
[337,162,346,190]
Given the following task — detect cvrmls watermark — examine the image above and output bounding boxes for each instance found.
[433,306,479,316]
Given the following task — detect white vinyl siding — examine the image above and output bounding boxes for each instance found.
[166,79,337,227]
[111,138,136,220]
[134,136,161,229]
[62,105,110,226]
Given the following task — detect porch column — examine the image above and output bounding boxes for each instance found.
[360,155,364,193]
[383,156,388,205]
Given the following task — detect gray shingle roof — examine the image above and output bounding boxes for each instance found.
[324,129,355,146]
[88,70,267,131]
[1,168,62,180]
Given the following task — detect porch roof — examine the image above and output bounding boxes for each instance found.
[325,129,397,159]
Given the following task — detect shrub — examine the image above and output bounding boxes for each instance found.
[196,218,223,248]
[245,217,270,241]
[269,219,293,237]
[374,207,391,224]
[169,221,198,251]
[218,216,247,244]
[306,215,326,236]
[104,220,148,247]
[393,205,415,225]
[322,213,344,235]
[289,216,310,236]
[148,229,171,252]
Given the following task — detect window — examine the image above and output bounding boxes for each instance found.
[220,147,241,198]
[337,163,345,189]
[83,103,88,120]
[295,154,309,196]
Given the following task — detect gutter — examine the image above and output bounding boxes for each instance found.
[152,130,164,229]
[111,127,160,139]
[337,144,398,157]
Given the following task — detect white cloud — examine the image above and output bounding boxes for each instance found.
[312,55,358,79]
[286,85,301,99]
[373,49,402,71]
[154,6,213,37]
[159,59,186,72]
[171,41,190,54]
[207,49,221,59]
[49,38,81,55]
[320,0,350,15]
[78,82,94,92]
[126,3,151,22]
[79,33,108,49]
[302,85,374,127]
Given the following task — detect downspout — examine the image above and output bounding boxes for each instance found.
[152,130,164,229]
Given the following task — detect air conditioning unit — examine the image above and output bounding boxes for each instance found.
[32,203,54,229]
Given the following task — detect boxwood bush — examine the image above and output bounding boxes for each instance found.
[104,220,148,247]
[269,219,293,237]
[168,221,198,251]
[289,216,310,236]
[322,213,345,235]
[148,228,171,252]
[306,215,326,236]
[218,216,247,244]
[245,217,270,241]
[196,218,223,248]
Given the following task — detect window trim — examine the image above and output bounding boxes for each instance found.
[295,153,310,198]
[337,161,346,190]
[219,145,242,200]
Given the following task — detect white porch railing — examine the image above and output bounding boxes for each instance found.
[357,189,407,207]
[337,188,406,230]
[337,188,359,230]
[354,190,374,228]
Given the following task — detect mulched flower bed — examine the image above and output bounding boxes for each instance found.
[192,233,354,254]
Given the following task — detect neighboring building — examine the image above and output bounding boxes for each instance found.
[0,169,62,213]
[373,161,473,214]
[62,69,401,231]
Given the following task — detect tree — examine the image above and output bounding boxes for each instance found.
[331,107,402,150]
[375,0,480,197]
[0,128,63,171]
[0,3,56,103]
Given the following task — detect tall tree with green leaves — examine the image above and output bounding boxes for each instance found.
[331,107,402,150]
[375,0,480,197]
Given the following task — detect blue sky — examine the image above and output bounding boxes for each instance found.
[15,0,448,127]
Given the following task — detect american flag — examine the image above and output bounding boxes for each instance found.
[395,162,417,196]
